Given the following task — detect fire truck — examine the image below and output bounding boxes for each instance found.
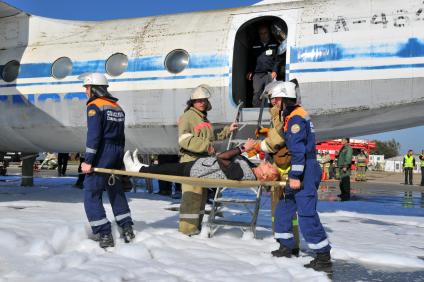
[316,139,377,162]
[316,139,377,180]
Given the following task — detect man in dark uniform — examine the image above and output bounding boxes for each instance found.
[268,82,332,272]
[247,24,282,107]
[337,138,353,201]
[80,73,135,248]
[57,153,69,176]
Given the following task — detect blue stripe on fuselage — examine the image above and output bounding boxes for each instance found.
[290,37,424,64]
[2,53,229,79]
[0,92,87,105]
[0,73,229,88]
[290,62,424,74]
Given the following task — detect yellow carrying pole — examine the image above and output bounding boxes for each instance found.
[93,168,286,188]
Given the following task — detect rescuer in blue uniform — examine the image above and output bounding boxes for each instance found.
[269,81,332,272]
[80,73,135,248]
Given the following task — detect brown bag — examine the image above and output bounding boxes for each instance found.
[273,146,291,170]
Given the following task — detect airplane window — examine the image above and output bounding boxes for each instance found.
[1,60,20,82]
[106,53,128,76]
[165,49,189,74]
[51,57,73,79]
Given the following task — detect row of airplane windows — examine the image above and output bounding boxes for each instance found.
[0,49,190,83]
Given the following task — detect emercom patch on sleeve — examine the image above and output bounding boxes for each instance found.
[291,124,300,134]
[88,109,97,117]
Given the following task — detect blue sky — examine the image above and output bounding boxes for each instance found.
[3,0,424,154]
[358,127,424,155]
[4,0,258,20]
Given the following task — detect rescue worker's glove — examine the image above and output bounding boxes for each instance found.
[124,150,148,172]
[255,127,270,138]
[246,143,261,158]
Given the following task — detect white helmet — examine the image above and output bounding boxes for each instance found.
[270,81,296,99]
[190,84,212,100]
[78,73,109,86]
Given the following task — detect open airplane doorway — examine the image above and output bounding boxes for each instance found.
[232,16,288,108]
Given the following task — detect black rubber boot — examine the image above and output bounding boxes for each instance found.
[304,252,332,272]
[271,245,292,258]
[122,225,135,243]
[99,233,114,248]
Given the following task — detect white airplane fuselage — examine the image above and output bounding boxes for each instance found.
[0,0,423,154]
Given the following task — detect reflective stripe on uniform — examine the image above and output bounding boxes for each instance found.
[179,213,200,219]
[89,218,109,227]
[115,212,131,221]
[86,147,97,154]
[260,140,272,153]
[178,133,193,144]
[291,164,304,172]
[275,232,294,239]
[308,238,329,250]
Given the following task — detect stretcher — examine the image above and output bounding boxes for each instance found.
[93,167,286,188]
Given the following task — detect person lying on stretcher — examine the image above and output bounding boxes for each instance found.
[123,139,280,182]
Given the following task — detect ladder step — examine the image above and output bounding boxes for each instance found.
[214,198,258,204]
[209,219,252,228]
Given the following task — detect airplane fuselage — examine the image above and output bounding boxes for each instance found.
[0,0,423,153]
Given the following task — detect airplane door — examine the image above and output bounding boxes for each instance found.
[226,7,300,124]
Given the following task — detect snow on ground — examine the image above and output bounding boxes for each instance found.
[0,176,423,281]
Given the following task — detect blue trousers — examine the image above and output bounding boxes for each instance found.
[84,144,133,235]
[274,161,331,253]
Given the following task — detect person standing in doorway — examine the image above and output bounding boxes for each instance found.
[247,24,282,107]
[403,150,415,185]
[337,138,353,201]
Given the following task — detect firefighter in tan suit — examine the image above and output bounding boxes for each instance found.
[178,85,238,235]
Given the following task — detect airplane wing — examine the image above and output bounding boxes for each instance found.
[0,1,23,18]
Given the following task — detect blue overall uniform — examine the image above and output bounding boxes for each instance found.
[84,96,133,235]
[274,105,331,253]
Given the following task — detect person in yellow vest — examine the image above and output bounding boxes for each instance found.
[403,150,416,185]
[178,85,238,235]
[420,150,424,186]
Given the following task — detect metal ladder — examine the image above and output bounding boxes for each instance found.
[206,183,264,238]
[206,102,268,238]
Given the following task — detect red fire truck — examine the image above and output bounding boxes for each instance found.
[316,139,376,180]
[316,139,376,162]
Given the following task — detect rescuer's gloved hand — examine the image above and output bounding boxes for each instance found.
[246,143,261,158]
[255,127,270,138]
[124,150,148,172]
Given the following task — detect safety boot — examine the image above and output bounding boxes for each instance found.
[122,225,135,243]
[271,245,292,258]
[99,233,114,249]
[304,252,332,272]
